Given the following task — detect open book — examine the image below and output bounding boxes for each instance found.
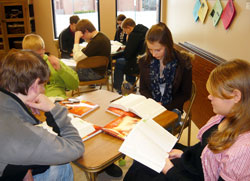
[109,94,166,119]
[102,115,140,140]
[110,40,124,53]
[37,117,102,142]
[60,99,99,117]
[71,117,102,142]
[119,118,178,173]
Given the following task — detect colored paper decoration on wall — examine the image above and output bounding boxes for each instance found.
[221,0,236,29]
[210,0,223,26]
[198,0,209,23]
[193,0,201,22]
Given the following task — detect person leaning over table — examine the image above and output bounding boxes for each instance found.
[0,50,84,181]
[72,19,111,81]
[113,18,148,94]
[22,34,79,99]
[139,22,192,119]
[58,15,84,58]
[125,59,250,181]
[114,14,127,45]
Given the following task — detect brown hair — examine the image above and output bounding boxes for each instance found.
[207,59,250,153]
[76,19,96,33]
[0,50,50,95]
[70,15,80,24]
[117,14,126,21]
[22,34,45,51]
[145,22,175,65]
[121,18,136,28]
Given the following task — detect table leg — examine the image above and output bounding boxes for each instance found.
[111,60,116,92]
[89,172,97,181]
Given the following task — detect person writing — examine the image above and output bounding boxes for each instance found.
[125,59,250,180]
[139,22,192,118]
[0,50,84,180]
[72,19,111,82]
[113,18,148,94]
[114,14,127,45]
[22,34,79,99]
[73,19,111,63]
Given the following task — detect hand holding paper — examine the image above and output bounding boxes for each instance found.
[119,118,177,173]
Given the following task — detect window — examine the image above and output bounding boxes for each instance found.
[116,0,161,28]
[51,0,99,38]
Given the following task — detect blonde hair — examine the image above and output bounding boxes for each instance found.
[207,59,250,153]
[22,34,45,51]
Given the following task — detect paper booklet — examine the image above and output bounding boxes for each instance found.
[59,99,99,117]
[111,40,124,53]
[108,94,166,119]
[102,115,141,140]
[36,117,102,142]
[119,118,178,173]
[71,117,102,142]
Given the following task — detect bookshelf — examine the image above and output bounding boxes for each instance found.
[0,0,35,59]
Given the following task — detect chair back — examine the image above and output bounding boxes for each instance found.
[54,40,61,58]
[177,81,196,145]
[76,56,110,93]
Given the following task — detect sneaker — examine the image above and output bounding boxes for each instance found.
[105,163,123,177]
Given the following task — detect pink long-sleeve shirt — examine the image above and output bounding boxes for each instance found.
[198,115,250,181]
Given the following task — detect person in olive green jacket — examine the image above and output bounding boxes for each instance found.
[22,34,79,99]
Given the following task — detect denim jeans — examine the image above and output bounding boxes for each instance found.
[33,163,73,181]
[114,58,136,92]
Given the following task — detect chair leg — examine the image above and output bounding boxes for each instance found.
[187,118,191,146]
[77,87,80,96]
[106,81,109,91]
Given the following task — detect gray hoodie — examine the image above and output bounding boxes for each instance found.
[0,88,84,177]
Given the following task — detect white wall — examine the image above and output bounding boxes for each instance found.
[165,0,250,61]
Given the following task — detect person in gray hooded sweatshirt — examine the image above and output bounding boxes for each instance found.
[0,50,84,181]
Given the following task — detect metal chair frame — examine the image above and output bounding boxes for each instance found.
[176,81,196,146]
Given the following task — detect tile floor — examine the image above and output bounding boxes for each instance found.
[70,83,200,181]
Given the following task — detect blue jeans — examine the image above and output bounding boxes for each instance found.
[33,163,73,181]
[114,58,136,92]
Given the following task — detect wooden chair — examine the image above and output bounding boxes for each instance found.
[75,56,110,95]
[54,39,61,58]
[174,81,196,146]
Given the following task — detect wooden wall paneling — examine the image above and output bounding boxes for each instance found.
[174,43,225,128]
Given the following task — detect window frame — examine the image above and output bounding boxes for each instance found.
[115,0,161,28]
[51,0,100,39]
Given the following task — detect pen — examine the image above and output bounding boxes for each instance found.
[110,95,123,103]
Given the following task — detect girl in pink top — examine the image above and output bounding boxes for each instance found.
[199,59,250,181]
[167,59,250,180]
[124,59,250,181]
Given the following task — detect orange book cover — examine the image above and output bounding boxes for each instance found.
[102,115,141,140]
[60,100,99,117]
[106,107,137,117]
